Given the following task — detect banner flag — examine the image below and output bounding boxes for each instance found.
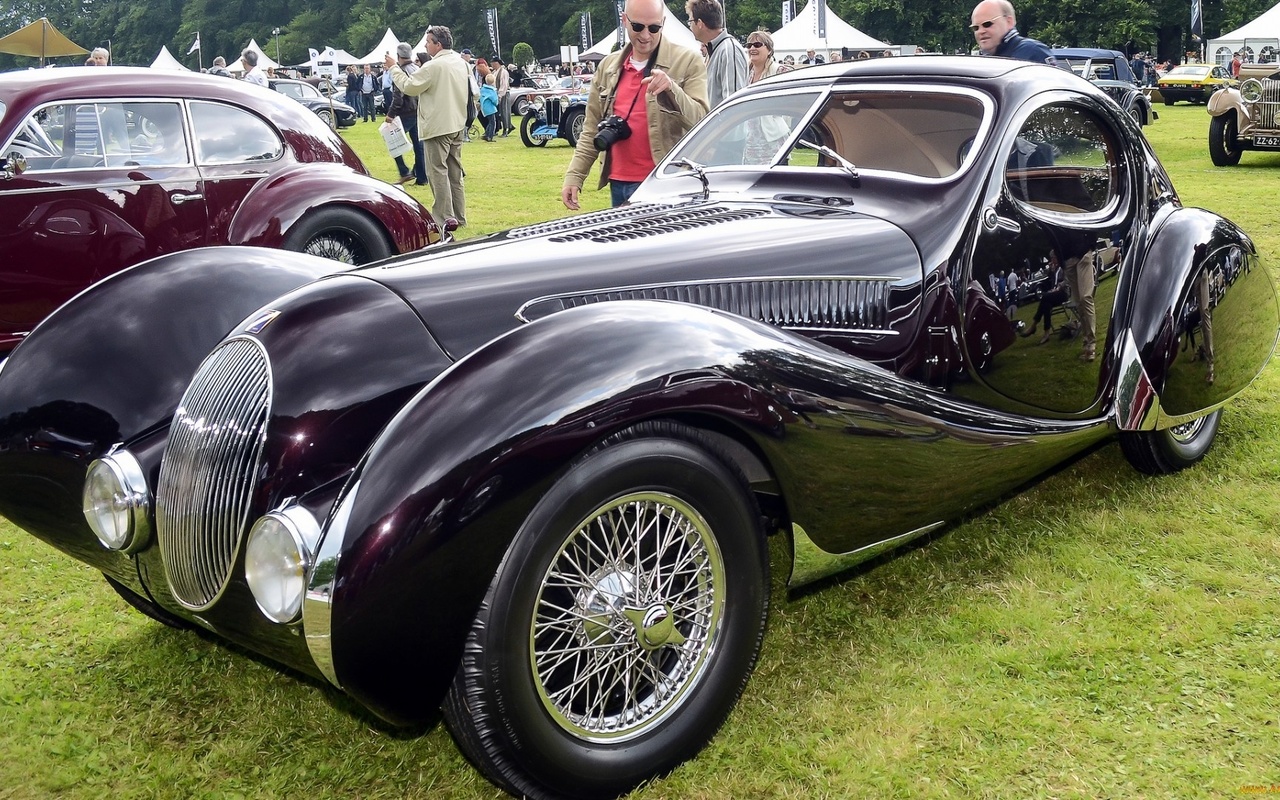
[308,47,319,61]
[616,1,626,49]
[816,0,827,39]
[782,1,793,26]
[187,32,200,55]
[1190,0,1203,38]
[486,8,501,58]
[580,12,593,51]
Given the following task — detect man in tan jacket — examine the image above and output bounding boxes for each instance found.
[387,25,469,226]
[562,0,709,209]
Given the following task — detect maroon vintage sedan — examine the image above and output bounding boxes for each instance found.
[0,67,444,354]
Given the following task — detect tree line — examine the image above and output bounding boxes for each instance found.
[0,0,1273,71]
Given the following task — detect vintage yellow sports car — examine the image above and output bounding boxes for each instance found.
[1157,62,1235,104]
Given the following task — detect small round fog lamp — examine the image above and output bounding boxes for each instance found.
[1241,79,1264,103]
[245,508,319,623]
[82,450,150,553]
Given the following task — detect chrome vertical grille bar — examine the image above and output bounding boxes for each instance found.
[156,337,271,610]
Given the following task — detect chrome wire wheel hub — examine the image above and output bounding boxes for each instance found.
[531,492,725,741]
[1169,416,1206,443]
[304,232,359,264]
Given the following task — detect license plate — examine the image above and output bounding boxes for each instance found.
[1255,135,1280,148]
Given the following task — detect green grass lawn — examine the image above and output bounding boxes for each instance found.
[2,103,1279,799]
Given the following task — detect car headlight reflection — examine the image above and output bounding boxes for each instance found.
[1241,78,1264,103]
[82,450,151,553]
[245,506,320,623]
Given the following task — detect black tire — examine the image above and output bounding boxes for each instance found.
[282,207,392,265]
[520,112,546,147]
[1128,103,1144,126]
[563,108,585,147]
[316,108,335,129]
[1209,112,1242,166]
[1119,409,1222,475]
[104,575,190,629]
[443,421,769,800]
[1163,97,1175,105]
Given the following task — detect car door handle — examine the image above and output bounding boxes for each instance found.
[982,207,1021,234]
[171,192,204,205]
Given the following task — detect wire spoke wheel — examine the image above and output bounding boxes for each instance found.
[532,492,724,741]
[303,230,362,263]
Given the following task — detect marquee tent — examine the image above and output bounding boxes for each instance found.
[579,6,699,60]
[225,38,280,73]
[150,45,189,71]
[0,17,88,65]
[354,27,401,64]
[1209,1,1280,65]
[771,0,889,62]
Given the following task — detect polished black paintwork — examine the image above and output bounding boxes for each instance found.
[0,57,1274,731]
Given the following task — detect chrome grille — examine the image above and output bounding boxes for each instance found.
[518,277,893,332]
[1256,79,1280,130]
[156,337,271,609]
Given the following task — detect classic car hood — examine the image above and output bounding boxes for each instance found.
[362,200,924,361]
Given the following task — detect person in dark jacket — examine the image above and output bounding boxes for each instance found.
[385,43,427,185]
[970,0,1058,67]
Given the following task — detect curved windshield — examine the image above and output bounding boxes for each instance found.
[666,89,987,179]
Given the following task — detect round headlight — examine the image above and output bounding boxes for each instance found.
[245,507,319,623]
[82,450,150,553]
[1241,78,1264,103]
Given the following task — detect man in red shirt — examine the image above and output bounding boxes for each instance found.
[562,0,709,208]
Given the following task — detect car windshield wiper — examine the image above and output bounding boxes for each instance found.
[798,138,859,180]
[669,157,710,201]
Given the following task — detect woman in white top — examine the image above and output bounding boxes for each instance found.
[743,33,787,164]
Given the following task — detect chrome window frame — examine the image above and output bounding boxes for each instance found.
[0,97,195,172]
[187,99,285,167]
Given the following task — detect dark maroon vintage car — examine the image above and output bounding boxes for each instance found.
[0,58,1276,799]
[0,67,444,353]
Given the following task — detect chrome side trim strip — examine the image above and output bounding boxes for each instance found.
[789,521,944,588]
[302,477,360,688]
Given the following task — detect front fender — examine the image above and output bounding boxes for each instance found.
[1126,207,1278,423]
[0,246,337,576]
[1207,87,1245,119]
[228,164,437,254]
[309,302,791,725]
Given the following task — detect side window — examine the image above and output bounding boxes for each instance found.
[189,101,283,165]
[11,102,187,171]
[1005,104,1117,215]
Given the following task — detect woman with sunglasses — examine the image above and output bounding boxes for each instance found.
[969,0,1058,66]
[742,33,788,165]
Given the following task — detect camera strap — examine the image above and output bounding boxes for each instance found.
[608,40,659,120]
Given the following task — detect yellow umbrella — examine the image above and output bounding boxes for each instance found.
[0,17,89,65]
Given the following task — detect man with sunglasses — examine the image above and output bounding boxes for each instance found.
[686,0,747,109]
[969,0,1058,66]
[563,0,709,209]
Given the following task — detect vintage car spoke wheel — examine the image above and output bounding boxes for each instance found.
[316,108,335,129]
[283,207,392,265]
[520,112,546,147]
[443,422,768,800]
[1209,113,1242,166]
[1119,409,1222,475]
[564,108,585,148]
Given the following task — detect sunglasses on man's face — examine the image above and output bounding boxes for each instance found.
[629,21,663,34]
[969,15,1004,31]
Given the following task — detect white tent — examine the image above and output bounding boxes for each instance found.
[150,45,189,71]
[225,38,281,73]
[354,27,401,65]
[1209,1,1280,66]
[580,6,699,60]
[771,0,889,62]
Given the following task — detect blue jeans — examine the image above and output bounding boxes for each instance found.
[610,180,641,207]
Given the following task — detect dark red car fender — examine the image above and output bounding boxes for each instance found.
[227,164,437,254]
[321,301,792,725]
[1121,207,1278,419]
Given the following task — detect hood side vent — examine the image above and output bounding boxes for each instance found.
[507,203,678,239]
[548,207,769,244]
[518,277,894,333]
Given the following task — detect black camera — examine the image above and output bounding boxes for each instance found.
[593,115,632,151]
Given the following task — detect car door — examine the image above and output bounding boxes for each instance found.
[188,100,284,240]
[961,95,1134,414]
[0,99,205,351]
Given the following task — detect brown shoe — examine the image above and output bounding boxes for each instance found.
[1079,345,1095,362]
[396,174,413,185]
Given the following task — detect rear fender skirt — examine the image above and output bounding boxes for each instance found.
[228,165,436,253]
[1122,208,1278,425]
